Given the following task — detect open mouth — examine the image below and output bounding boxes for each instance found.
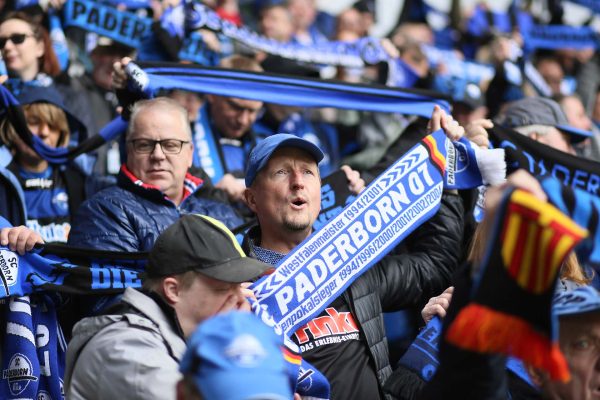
[291,198,307,208]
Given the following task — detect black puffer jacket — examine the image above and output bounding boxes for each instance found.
[243,192,464,399]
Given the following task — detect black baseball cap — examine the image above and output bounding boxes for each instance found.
[147,215,272,282]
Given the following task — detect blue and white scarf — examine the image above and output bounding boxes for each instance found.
[0,294,67,400]
[249,129,495,336]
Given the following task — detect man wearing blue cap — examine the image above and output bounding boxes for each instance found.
[242,111,464,399]
[177,311,299,400]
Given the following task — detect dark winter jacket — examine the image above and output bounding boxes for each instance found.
[68,166,244,251]
[243,192,464,398]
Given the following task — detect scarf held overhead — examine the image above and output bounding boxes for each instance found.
[126,61,450,117]
[250,129,490,337]
[489,125,600,197]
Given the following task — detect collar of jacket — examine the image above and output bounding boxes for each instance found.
[109,288,187,340]
[117,164,203,205]
[241,224,261,258]
[145,289,186,339]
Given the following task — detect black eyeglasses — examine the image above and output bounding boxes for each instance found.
[0,33,34,49]
[128,138,190,154]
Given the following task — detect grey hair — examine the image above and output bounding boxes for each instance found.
[127,97,192,140]
[513,124,554,137]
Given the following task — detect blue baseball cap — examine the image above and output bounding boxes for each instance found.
[179,311,293,400]
[245,134,324,187]
[553,286,600,317]
[495,97,592,144]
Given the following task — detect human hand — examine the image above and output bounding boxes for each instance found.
[485,170,547,213]
[215,173,246,202]
[465,119,493,149]
[421,286,453,323]
[340,165,366,194]
[428,105,465,141]
[0,226,44,255]
[112,57,132,90]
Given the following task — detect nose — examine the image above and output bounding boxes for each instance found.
[35,123,50,139]
[150,141,167,160]
[2,39,14,51]
[236,110,253,127]
[290,170,305,190]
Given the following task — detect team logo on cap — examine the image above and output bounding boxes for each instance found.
[37,390,52,400]
[2,353,37,396]
[0,249,18,296]
[225,334,267,367]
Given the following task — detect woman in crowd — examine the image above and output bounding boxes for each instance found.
[0,11,94,143]
[0,86,94,243]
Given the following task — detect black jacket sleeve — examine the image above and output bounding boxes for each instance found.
[419,263,509,400]
[375,191,465,311]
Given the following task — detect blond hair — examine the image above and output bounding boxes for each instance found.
[0,102,70,150]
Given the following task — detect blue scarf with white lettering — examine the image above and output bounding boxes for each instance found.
[185,2,420,87]
[0,219,146,298]
[249,129,493,336]
[0,218,147,400]
[0,294,66,400]
[489,125,600,198]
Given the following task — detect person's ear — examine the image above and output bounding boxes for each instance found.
[162,276,181,306]
[34,39,44,59]
[244,187,258,212]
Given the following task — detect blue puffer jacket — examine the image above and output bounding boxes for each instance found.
[68,166,243,251]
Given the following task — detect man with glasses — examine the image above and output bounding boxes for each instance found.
[66,97,243,252]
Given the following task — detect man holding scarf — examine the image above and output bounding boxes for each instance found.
[192,55,264,203]
[242,107,465,399]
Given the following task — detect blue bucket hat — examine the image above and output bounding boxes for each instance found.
[245,134,324,187]
[15,86,88,142]
[179,311,293,400]
[553,286,600,317]
[495,97,592,144]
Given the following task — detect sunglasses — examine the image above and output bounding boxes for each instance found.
[0,33,34,49]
